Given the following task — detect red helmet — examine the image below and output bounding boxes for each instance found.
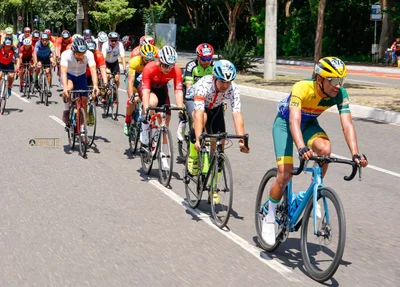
[196,43,214,58]
[44,29,51,36]
[139,35,155,46]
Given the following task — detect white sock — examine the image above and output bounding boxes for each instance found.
[266,201,278,223]
[64,103,69,111]
[162,143,168,154]
[140,123,149,144]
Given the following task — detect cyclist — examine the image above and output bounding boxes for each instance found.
[139,45,184,170]
[83,29,95,41]
[0,37,18,97]
[16,38,34,93]
[60,38,99,127]
[44,29,56,44]
[31,31,40,48]
[177,43,215,142]
[130,35,155,59]
[55,30,73,86]
[102,31,126,89]
[124,43,157,135]
[96,31,108,52]
[33,33,56,93]
[3,27,18,48]
[262,57,369,246]
[18,27,31,48]
[85,39,107,89]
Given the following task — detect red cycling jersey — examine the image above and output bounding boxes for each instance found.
[141,61,183,90]
[56,37,72,54]
[19,45,34,59]
[86,50,106,76]
[0,46,16,65]
[49,36,56,44]
[32,39,39,48]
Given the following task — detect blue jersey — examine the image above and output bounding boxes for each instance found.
[34,41,55,59]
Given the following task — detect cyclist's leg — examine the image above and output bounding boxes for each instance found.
[155,86,170,147]
[110,61,120,88]
[205,105,226,151]
[140,88,159,147]
[73,73,90,120]
[62,76,75,125]
[6,63,15,97]
[35,60,42,88]
[19,60,26,92]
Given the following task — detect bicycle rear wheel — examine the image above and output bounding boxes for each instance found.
[110,88,118,120]
[140,128,154,174]
[67,108,76,149]
[43,75,49,106]
[0,80,7,115]
[254,168,287,252]
[129,120,141,155]
[158,126,174,187]
[184,154,204,209]
[209,153,233,229]
[23,71,29,97]
[77,107,88,158]
[87,100,97,147]
[301,187,346,282]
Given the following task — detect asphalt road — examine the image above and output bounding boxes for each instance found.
[0,71,399,286]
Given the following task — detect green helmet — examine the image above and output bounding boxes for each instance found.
[5,27,13,34]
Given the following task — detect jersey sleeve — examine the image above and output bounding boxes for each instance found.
[184,60,196,85]
[173,66,183,90]
[229,83,241,113]
[86,51,96,67]
[289,81,306,110]
[128,57,137,75]
[119,42,125,58]
[49,42,55,52]
[193,79,207,111]
[141,64,151,90]
[60,50,69,67]
[55,38,62,52]
[96,51,106,67]
[336,87,351,114]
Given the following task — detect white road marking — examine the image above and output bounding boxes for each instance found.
[149,180,302,283]
[119,88,127,93]
[346,79,385,85]
[12,91,30,103]
[49,115,65,127]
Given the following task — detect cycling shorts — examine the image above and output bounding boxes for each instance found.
[272,114,329,165]
[0,63,15,72]
[106,61,120,74]
[37,56,51,66]
[67,73,88,97]
[205,104,225,134]
[138,84,171,115]
[22,57,33,64]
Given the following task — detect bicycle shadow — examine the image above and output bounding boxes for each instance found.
[252,236,351,285]
[93,135,111,143]
[194,200,244,221]
[63,144,73,155]
[124,148,136,159]
[88,144,100,154]
[2,108,23,115]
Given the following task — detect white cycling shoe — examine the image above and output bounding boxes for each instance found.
[262,217,276,246]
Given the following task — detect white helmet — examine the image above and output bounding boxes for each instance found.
[97,31,108,43]
[72,34,82,40]
[159,46,178,65]
[23,38,32,46]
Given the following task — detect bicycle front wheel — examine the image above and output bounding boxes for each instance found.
[301,187,346,282]
[129,120,141,155]
[0,79,7,115]
[77,107,88,158]
[158,126,174,187]
[67,108,76,149]
[111,88,118,120]
[87,101,97,147]
[23,71,29,97]
[209,153,233,229]
[43,75,49,106]
[140,128,154,174]
[184,154,204,209]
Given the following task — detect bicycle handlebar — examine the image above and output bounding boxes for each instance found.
[291,156,359,181]
[199,132,249,149]
[146,104,185,113]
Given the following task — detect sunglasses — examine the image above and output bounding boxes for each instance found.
[200,56,212,61]
[161,63,174,69]
[110,40,117,43]
[326,78,344,86]
[74,52,85,57]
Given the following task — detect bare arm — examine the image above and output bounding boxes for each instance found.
[99,67,108,85]
[142,88,151,116]
[127,72,135,98]
[174,89,184,108]
[340,113,359,155]
[289,106,305,149]
[232,112,245,136]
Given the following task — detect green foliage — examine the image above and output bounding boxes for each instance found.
[90,0,136,31]
[155,35,167,49]
[143,1,168,36]
[218,40,256,73]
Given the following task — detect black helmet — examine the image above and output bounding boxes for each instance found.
[41,33,49,40]
[71,38,88,53]
[83,29,92,36]
[108,32,119,40]
[85,39,97,51]
[32,31,40,38]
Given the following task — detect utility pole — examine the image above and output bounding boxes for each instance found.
[76,0,84,35]
[264,0,277,80]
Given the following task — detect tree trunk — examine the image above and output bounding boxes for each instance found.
[379,0,395,58]
[313,0,326,64]
[226,1,245,44]
[30,0,33,30]
[82,0,90,29]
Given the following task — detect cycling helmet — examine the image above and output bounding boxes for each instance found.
[97,31,108,43]
[32,31,40,38]
[44,29,51,36]
[196,43,214,58]
[139,35,155,46]
[24,27,31,32]
[5,27,13,34]
[159,46,178,65]
[61,30,71,39]
[23,38,32,46]
[314,57,347,78]
[85,39,97,51]
[140,44,157,61]
[3,37,12,46]
[17,30,22,36]
[83,29,92,36]
[72,34,82,40]
[213,60,237,82]
[41,33,49,40]
[108,32,119,40]
[71,38,88,53]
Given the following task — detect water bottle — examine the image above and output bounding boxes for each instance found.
[72,108,77,125]
[201,146,210,174]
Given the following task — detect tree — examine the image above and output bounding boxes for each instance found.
[224,0,247,43]
[90,0,136,31]
[379,0,396,58]
[314,0,326,64]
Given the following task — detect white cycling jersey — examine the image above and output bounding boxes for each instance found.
[101,41,124,63]
[60,49,95,77]
[193,75,241,113]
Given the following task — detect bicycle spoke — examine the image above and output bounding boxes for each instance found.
[87,101,97,147]
[158,126,174,187]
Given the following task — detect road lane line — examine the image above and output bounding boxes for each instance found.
[149,180,302,283]
[49,115,65,127]
[12,91,30,103]
[119,88,127,93]
[346,79,385,85]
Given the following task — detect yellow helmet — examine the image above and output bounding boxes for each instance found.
[140,44,157,61]
[314,57,347,78]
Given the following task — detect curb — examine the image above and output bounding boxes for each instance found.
[237,85,400,126]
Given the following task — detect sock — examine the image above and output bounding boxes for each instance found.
[266,197,279,223]
[189,141,198,158]
[162,143,168,154]
[125,114,131,123]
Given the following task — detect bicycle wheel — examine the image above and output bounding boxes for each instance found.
[184,154,204,209]
[67,108,76,149]
[87,100,97,147]
[43,75,49,106]
[39,73,44,103]
[23,71,29,97]
[140,128,154,174]
[255,168,287,252]
[178,129,190,160]
[209,153,233,229]
[158,126,174,187]
[129,119,141,155]
[301,187,346,282]
[77,107,88,158]
[111,87,118,120]
[0,79,6,115]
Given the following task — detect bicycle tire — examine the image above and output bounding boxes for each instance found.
[77,107,88,158]
[254,168,286,252]
[87,101,97,147]
[43,75,49,106]
[111,87,118,120]
[67,108,76,149]
[301,186,346,282]
[39,73,44,103]
[158,126,174,187]
[140,128,154,174]
[210,153,233,229]
[0,79,6,115]
[184,154,204,209]
[23,71,29,97]
[129,120,141,155]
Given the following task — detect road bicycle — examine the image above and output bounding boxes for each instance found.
[140,104,183,187]
[21,63,33,98]
[255,156,360,282]
[176,109,191,160]
[65,89,91,158]
[35,64,52,106]
[101,71,120,120]
[184,132,249,229]
[86,93,97,147]
[128,96,143,155]
[0,70,12,115]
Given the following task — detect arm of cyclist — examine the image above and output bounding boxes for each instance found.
[60,64,69,100]
[119,42,126,72]
[89,64,99,97]
[289,105,313,160]
[127,70,136,99]
[232,112,249,153]
[173,66,184,108]
[99,66,108,86]
[142,88,151,117]
[339,113,368,167]
[194,109,205,152]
